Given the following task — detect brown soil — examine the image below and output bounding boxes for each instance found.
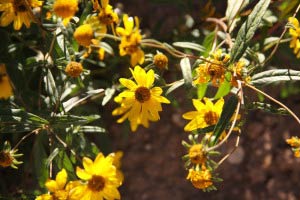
[107,89,300,200]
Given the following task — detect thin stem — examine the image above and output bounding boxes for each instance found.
[263,3,300,65]
[12,128,41,150]
[245,83,300,124]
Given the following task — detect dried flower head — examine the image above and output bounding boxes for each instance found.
[65,62,83,78]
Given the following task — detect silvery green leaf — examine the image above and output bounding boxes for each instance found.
[180,57,192,85]
[230,0,271,63]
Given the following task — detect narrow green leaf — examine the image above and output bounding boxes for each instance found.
[202,31,215,57]
[33,133,48,188]
[102,88,115,106]
[46,148,60,167]
[173,42,205,52]
[166,80,184,95]
[79,126,106,133]
[180,57,192,85]
[212,95,239,145]
[197,83,208,99]
[55,151,76,180]
[251,69,300,86]
[50,114,101,128]
[44,69,59,104]
[214,72,232,99]
[230,0,271,63]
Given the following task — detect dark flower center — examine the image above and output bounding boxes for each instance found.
[135,86,151,103]
[13,0,27,12]
[204,111,218,125]
[88,175,106,191]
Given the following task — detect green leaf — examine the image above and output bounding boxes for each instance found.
[173,42,205,52]
[0,108,48,133]
[202,31,215,57]
[212,95,239,145]
[33,133,48,188]
[197,83,208,99]
[50,114,100,128]
[214,72,232,99]
[102,88,115,106]
[251,69,300,86]
[180,57,192,85]
[44,68,59,104]
[230,0,271,63]
[226,0,249,23]
[166,80,184,95]
[55,151,76,180]
[79,126,106,133]
[46,148,60,167]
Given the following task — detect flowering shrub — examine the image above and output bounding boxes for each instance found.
[0,0,300,198]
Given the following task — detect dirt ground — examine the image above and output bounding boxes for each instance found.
[106,89,300,200]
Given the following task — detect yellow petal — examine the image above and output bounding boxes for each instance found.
[119,78,137,90]
[146,69,155,88]
[83,157,94,174]
[182,111,199,120]
[76,167,92,181]
[45,180,58,193]
[56,169,67,189]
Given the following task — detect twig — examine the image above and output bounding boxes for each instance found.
[245,83,300,124]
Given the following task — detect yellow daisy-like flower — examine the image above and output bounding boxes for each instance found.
[69,153,122,200]
[53,0,78,26]
[0,141,22,169]
[193,49,229,87]
[36,169,81,200]
[112,66,170,132]
[286,136,300,158]
[116,14,144,66]
[97,0,119,27]
[0,0,43,30]
[182,98,224,132]
[288,17,300,58]
[186,168,213,190]
[0,64,13,99]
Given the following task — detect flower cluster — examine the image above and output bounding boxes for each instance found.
[36,152,123,200]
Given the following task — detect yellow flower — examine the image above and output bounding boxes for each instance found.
[108,151,124,183]
[0,0,42,30]
[186,168,213,190]
[188,144,206,165]
[117,14,144,66]
[69,153,121,200]
[286,136,300,158]
[153,52,168,70]
[65,61,83,78]
[286,136,300,148]
[74,24,94,47]
[112,66,170,132]
[0,64,13,99]
[53,0,78,26]
[182,98,224,132]
[97,0,118,25]
[288,17,300,58]
[193,50,229,86]
[36,169,81,200]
